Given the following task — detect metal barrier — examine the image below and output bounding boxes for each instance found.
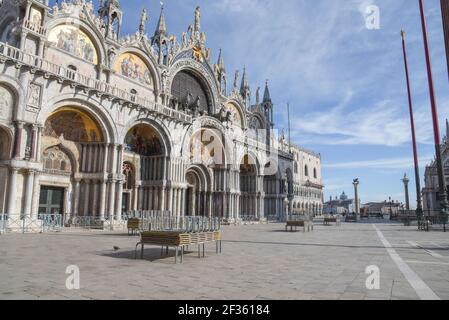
[145,216,221,233]
[266,215,280,222]
[0,214,6,234]
[240,215,260,222]
[0,212,220,234]
[0,214,64,234]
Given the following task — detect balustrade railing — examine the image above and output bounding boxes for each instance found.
[0,41,192,123]
[23,19,47,35]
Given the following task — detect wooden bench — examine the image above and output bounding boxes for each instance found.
[324,217,341,226]
[135,231,222,264]
[127,218,140,235]
[285,220,313,232]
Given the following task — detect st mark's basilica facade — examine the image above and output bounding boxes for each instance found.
[0,0,323,229]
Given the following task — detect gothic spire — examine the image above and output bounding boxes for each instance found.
[446,119,449,139]
[240,66,249,94]
[263,80,272,103]
[217,49,226,72]
[154,4,167,38]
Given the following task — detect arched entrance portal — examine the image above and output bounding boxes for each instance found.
[185,166,210,217]
[240,155,258,219]
[41,107,106,219]
[123,124,165,212]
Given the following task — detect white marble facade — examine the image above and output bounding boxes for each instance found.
[0,0,323,226]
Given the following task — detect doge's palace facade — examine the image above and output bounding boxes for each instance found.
[0,0,323,229]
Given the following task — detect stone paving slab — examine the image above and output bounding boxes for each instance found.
[0,223,448,300]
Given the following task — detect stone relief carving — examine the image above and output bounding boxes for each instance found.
[26,83,41,112]
[0,86,13,120]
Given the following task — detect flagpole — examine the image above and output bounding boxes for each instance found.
[401,30,423,222]
[287,103,291,153]
[419,0,448,230]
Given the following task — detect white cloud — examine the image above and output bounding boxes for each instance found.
[323,154,433,169]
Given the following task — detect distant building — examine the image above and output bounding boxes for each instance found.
[361,201,403,216]
[422,121,449,215]
[323,192,356,215]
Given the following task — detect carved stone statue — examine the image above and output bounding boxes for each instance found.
[233,70,239,89]
[214,105,232,123]
[108,47,116,67]
[200,32,206,47]
[139,8,148,35]
[182,32,187,48]
[194,6,201,32]
[256,87,260,105]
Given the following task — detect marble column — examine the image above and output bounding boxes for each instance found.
[13,122,24,159]
[115,181,123,220]
[133,186,138,211]
[36,126,43,163]
[208,192,213,218]
[99,181,107,220]
[160,187,166,211]
[7,168,18,216]
[108,180,116,219]
[181,188,186,217]
[31,172,40,219]
[167,187,173,215]
[72,179,81,217]
[83,180,91,216]
[176,188,181,216]
[30,125,39,161]
[23,170,35,218]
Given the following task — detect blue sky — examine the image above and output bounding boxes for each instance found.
[50,0,449,205]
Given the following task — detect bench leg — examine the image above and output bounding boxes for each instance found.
[203,243,205,258]
[198,245,201,258]
[181,246,184,264]
[220,240,222,253]
[175,247,178,264]
[160,246,164,257]
[134,243,141,259]
[141,244,144,259]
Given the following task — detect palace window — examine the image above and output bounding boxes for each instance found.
[305,165,309,177]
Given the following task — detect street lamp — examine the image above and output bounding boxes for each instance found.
[419,0,449,231]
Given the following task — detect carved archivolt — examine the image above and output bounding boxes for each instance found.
[165,59,219,108]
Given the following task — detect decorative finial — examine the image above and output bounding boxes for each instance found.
[400,29,405,40]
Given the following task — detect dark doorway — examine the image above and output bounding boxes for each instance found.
[39,186,65,215]
[122,193,130,213]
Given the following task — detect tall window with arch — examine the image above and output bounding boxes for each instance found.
[304,165,309,177]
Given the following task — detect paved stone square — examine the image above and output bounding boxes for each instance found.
[1,222,449,300]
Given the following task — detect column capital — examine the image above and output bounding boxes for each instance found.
[9,166,20,173]
[26,169,36,176]
[14,121,26,129]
